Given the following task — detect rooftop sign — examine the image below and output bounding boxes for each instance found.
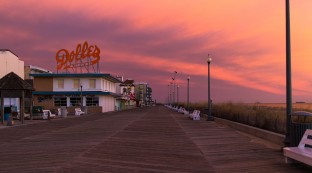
[56,41,100,73]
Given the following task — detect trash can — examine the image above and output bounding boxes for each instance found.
[7,116,13,126]
[290,111,312,147]
[4,107,11,121]
[4,112,10,121]
[61,107,67,118]
[82,106,88,114]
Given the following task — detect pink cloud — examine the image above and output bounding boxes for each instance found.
[1,0,312,103]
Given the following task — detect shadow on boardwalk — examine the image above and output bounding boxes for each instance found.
[0,106,311,172]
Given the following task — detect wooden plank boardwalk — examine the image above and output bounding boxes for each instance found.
[0,106,311,172]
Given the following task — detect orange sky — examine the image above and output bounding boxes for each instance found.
[1,0,312,103]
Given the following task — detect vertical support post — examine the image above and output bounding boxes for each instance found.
[207,55,214,121]
[187,76,190,111]
[173,80,175,104]
[285,0,292,146]
[21,91,25,124]
[1,92,4,124]
[170,82,172,105]
[168,84,169,104]
[172,71,177,105]
[30,95,33,121]
[80,85,83,111]
[177,85,179,103]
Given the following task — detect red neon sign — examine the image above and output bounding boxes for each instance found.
[56,41,100,71]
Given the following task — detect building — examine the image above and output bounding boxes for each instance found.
[0,49,24,79]
[118,79,136,109]
[134,82,153,106]
[24,65,52,79]
[0,49,26,112]
[0,72,34,123]
[146,86,153,105]
[31,73,122,114]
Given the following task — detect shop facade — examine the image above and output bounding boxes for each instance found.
[31,73,121,114]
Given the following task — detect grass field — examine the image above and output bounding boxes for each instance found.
[248,103,312,111]
[175,102,312,134]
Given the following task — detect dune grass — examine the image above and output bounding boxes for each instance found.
[174,102,312,134]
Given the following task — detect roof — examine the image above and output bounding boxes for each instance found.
[30,73,122,83]
[0,72,33,90]
[0,49,19,57]
[26,65,52,73]
[32,91,121,97]
[120,79,135,86]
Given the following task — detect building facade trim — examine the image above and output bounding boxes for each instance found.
[32,91,121,97]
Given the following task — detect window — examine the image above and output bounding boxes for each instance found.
[86,96,99,106]
[73,79,80,89]
[57,79,64,88]
[70,97,82,106]
[89,79,96,89]
[54,97,67,106]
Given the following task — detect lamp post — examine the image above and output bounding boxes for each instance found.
[80,85,83,111]
[167,84,170,104]
[207,54,214,121]
[177,85,179,103]
[187,76,190,111]
[169,82,173,105]
[173,79,175,104]
[285,0,292,146]
[172,71,177,105]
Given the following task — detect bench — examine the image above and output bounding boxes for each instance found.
[178,107,185,114]
[189,110,200,120]
[75,108,85,116]
[183,109,189,115]
[283,129,312,166]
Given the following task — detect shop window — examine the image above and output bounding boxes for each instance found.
[73,79,80,89]
[89,79,96,89]
[54,97,67,106]
[70,97,81,106]
[86,97,99,106]
[57,79,64,88]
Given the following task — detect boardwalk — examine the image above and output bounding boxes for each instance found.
[0,106,311,172]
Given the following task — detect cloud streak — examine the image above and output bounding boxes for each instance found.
[1,0,312,103]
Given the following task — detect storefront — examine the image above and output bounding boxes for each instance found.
[31,73,121,114]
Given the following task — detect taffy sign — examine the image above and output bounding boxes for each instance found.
[56,41,100,72]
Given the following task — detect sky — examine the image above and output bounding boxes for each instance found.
[1,0,312,104]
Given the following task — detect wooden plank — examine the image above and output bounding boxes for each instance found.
[0,106,311,172]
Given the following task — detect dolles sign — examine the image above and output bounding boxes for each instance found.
[56,41,100,71]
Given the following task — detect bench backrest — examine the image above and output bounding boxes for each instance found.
[192,110,198,115]
[298,129,312,149]
[75,108,82,111]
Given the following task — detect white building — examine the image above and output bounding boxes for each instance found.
[0,49,25,111]
[0,49,24,79]
[118,79,136,109]
[31,73,122,113]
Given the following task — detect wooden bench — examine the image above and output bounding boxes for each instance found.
[189,110,200,120]
[283,129,312,166]
[75,108,85,116]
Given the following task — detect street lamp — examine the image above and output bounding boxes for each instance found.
[80,85,83,111]
[285,0,292,146]
[172,71,177,104]
[169,82,173,105]
[167,84,170,104]
[177,85,179,103]
[187,76,190,112]
[207,54,214,121]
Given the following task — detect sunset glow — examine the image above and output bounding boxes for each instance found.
[1,0,312,103]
